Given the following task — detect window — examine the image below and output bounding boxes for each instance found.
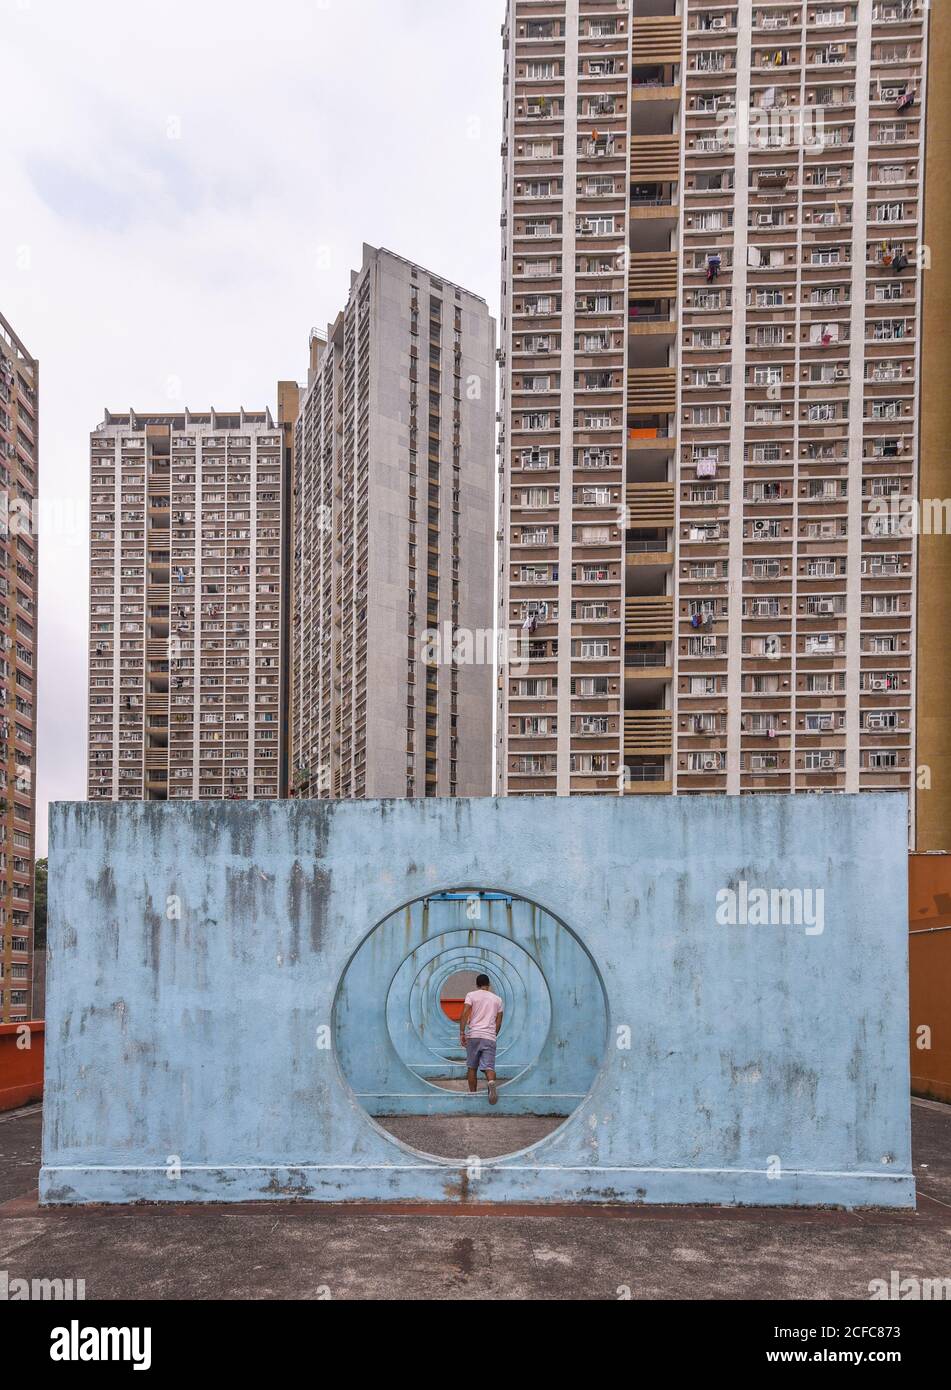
[524,411,551,431]
[804,751,839,771]
[518,716,553,735]
[577,639,609,659]
[577,215,615,236]
[690,677,718,695]
[574,676,609,696]
[570,753,612,774]
[577,525,611,544]
[869,751,898,770]
[687,752,723,771]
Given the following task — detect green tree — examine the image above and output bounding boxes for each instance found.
[33,857,47,949]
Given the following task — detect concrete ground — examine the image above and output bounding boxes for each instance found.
[380,1114,562,1158]
[1,1100,949,1300]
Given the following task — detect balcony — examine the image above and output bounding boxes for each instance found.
[629,184,678,220]
[624,643,671,678]
[627,420,673,450]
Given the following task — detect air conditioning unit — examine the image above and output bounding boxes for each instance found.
[820,756,835,770]
[834,367,847,380]
[710,16,726,28]
[703,757,720,770]
[870,678,887,690]
[881,86,901,101]
[815,601,834,615]
[752,520,770,536]
[757,213,775,226]
[701,637,717,652]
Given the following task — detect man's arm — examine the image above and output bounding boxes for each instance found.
[459,1003,471,1046]
[495,1009,504,1038]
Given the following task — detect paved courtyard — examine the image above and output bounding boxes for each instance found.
[1,1100,949,1300]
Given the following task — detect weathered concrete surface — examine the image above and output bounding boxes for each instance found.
[42,795,913,1206]
[0,1104,42,1202]
[3,1103,949,1299]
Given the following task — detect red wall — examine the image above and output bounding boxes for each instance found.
[0,1021,44,1111]
[909,855,951,1103]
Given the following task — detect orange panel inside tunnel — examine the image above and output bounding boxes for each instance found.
[440,999,465,1022]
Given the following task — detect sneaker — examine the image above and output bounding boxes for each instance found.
[487,1080,498,1105]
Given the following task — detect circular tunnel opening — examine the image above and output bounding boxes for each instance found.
[333,888,608,1161]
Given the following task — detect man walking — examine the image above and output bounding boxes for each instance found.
[459,974,504,1104]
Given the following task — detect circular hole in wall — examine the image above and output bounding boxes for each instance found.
[333,888,608,1161]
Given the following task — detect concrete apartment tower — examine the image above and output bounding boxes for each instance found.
[0,313,38,1024]
[88,410,286,803]
[291,245,496,800]
[498,0,939,842]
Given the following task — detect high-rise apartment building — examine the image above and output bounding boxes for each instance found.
[498,0,934,840]
[291,245,495,800]
[0,313,38,1024]
[88,410,286,804]
[915,0,951,851]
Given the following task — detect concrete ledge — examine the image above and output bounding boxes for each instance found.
[39,1163,916,1209]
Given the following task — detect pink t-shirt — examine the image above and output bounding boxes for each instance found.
[464,989,503,1039]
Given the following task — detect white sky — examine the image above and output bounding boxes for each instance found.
[1,0,506,854]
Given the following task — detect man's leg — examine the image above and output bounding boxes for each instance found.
[465,1037,479,1093]
[482,1041,498,1105]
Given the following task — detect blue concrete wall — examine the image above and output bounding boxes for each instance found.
[41,794,914,1206]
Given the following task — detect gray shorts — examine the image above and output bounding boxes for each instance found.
[466,1037,497,1072]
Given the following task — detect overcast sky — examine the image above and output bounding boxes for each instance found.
[2,0,505,853]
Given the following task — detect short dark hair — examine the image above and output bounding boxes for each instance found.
[476,973,491,988]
